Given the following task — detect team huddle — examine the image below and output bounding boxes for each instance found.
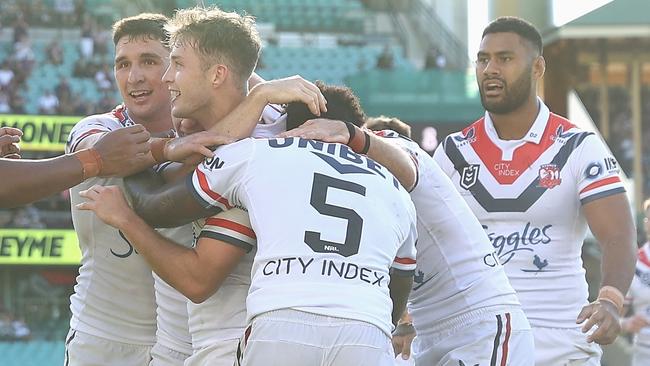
[0,6,638,366]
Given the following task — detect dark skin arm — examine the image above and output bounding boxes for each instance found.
[577,192,636,344]
[124,169,218,228]
[388,271,413,327]
[0,125,151,208]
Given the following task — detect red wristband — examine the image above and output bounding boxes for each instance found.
[74,148,103,179]
[150,138,172,164]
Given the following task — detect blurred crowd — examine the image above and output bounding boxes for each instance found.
[0,0,119,116]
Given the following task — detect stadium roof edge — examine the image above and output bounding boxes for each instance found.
[544,0,650,42]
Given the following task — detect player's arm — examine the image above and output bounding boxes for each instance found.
[0,125,151,208]
[574,137,636,345]
[205,76,328,139]
[124,169,219,228]
[76,185,244,303]
[278,119,417,190]
[577,192,636,344]
[389,270,413,327]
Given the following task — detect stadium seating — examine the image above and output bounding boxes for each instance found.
[0,340,64,366]
[258,45,414,85]
[205,0,365,33]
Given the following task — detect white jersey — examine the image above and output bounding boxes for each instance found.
[66,105,157,344]
[375,131,520,334]
[434,100,625,329]
[186,105,284,349]
[189,208,256,348]
[153,225,193,355]
[189,137,417,336]
[629,243,650,348]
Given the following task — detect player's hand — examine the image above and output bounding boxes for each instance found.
[277,118,349,144]
[76,185,134,229]
[93,124,151,177]
[576,300,621,344]
[250,75,327,116]
[392,323,415,360]
[0,126,22,159]
[164,132,235,165]
[621,314,650,334]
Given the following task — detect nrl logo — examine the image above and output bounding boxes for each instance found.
[538,163,561,189]
[460,164,480,190]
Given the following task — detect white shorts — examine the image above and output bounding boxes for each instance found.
[184,339,239,366]
[413,309,534,366]
[150,342,191,366]
[64,329,152,366]
[237,309,394,366]
[532,327,602,365]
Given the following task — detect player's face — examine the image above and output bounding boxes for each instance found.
[114,36,170,123]
[162,44,213,122]
[475,32,538,115]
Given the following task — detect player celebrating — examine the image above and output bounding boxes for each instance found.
[281,114,535,365]
[433,16,636,365]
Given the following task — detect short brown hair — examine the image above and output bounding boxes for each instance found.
[285,81,366,130]
[112,13,169,47]
[166,6,261,83]
[364,115,412,138]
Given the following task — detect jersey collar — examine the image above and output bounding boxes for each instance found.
[483,97,550,145]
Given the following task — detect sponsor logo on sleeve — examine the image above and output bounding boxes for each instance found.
[585,161,603,180]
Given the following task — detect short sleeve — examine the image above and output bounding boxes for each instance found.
[432,137,456,178]
[570,134,625,205]
[198,208,256,253]
[392,220,417,276]
[66,115,120,153]
[188,139,255,211]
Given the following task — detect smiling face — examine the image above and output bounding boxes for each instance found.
[114,36,171,124]
[162,43,215,124]
[475,32,541,115]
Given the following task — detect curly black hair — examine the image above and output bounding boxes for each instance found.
[285,81,366,131]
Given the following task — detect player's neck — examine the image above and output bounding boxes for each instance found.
[489,96,540,141]
[197,90,246,129]
[130,107,173,134]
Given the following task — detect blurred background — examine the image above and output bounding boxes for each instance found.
[0,0,648,364]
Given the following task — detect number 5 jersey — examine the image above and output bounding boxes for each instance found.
[189,137,417,336]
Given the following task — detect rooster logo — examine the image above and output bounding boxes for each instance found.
[522,254,556,273]
[533,255,548,270]
[459,361,479,366]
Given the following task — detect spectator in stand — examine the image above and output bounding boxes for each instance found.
[10,93,26,114]
[79,15,94,59]
[56,77,72,102]
[95,63,113,91]
[0,61,15,88]
[376,44,394,69]
[73,57,95,78]
[12,13,28,44]
[54,0,75,26]
[14,34,35,73]
[0,90,10,113]
[38,89,59,115]
[46,39,64,65]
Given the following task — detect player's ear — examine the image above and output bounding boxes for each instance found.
[209,64,228,89]
[532,55,545,80]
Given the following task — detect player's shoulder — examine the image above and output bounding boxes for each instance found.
[71,105,125,132]
[442,117,483,149]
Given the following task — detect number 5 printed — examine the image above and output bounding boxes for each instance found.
[305,173,366,257]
